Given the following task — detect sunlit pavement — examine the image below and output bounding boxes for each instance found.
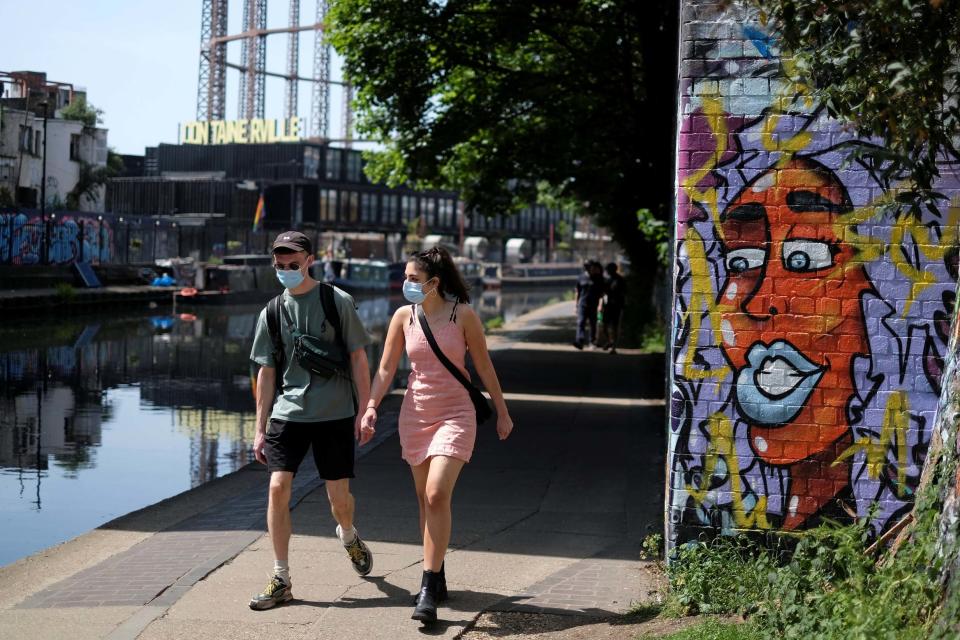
[0,300,666,639]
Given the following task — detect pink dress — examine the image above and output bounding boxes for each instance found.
[399,303,477,465]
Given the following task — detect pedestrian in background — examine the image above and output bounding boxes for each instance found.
[602,262,627,354]
[361,246,514,625]
[574,260,605,349]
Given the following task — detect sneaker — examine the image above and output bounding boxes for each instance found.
[572,341,584,350]
[339,526,373,576]
[248,574,293,610]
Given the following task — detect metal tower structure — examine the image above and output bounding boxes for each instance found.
[238,0,268,120]
[285,0,300,120]
[196,0,348,142]
[311,0,332,140]
[342,80,354,147]
[196,0,229,121]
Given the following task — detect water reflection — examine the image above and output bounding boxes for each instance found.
[0,288,560,566]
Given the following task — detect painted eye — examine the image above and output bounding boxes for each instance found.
[725,248,766,273]
[782,240,833,272]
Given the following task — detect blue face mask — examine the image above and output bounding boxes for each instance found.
[403,280,437,304]
[276,267,305,290]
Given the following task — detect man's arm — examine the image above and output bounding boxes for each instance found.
[253,366,276,464]
[349,348,372,444]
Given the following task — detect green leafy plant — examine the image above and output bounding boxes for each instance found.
[646,619,763,640]
[483,315,504,331]
[641,533,664,561]
[54,283,76,301]
[752,0,960,215]
[59,96,103,127]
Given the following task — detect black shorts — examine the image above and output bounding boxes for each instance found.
[264,416,355,480]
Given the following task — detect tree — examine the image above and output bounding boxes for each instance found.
[66,149,124,209]
[59,96,103,127]
[328,0,679,313]
[752,0,960,208]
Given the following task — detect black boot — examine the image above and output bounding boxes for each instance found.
[412,570,441,624]
[436,562,448,602]
[413,562,448,604]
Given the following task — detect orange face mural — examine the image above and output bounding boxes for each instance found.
[718,158,873,528]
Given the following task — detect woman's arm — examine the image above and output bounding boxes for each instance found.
[461,306,513,440]
[359,307,408,431]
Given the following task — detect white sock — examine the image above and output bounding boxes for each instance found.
[273,560,290,583]
[337,524,357,545]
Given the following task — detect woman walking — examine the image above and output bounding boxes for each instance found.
[361,247,513,624]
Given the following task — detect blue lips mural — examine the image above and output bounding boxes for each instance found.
[735,341,825,426]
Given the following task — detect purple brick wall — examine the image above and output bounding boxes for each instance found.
[668,0,960,546]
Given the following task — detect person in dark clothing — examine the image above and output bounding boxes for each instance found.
[602,262,627,354]
[574,261,605,349]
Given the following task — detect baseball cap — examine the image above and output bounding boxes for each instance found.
[272,230,312,254]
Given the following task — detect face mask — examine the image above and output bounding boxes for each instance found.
[276,267,305,289]
[403,279,437,304]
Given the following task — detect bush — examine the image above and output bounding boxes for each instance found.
[55,283,77,301]
[665,518,941,639]
[665,537,771,616]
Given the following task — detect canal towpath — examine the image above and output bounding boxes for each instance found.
[0,300,667,640]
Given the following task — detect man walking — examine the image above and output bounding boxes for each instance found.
[574,260,605,349]
[601,262,627,354]
[248,230,375,610]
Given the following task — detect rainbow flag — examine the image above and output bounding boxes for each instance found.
[252,192,266,231]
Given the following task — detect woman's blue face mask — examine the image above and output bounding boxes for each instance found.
[403,278,436,304]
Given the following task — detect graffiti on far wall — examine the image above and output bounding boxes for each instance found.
[669,4,960,545]
[0,212,113,265]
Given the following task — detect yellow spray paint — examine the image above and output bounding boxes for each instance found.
[684,412,772,529]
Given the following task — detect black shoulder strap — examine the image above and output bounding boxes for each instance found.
[319,283,346,354]
[266,294,285,391]
[416,305,476,394]
[321,283,357,412]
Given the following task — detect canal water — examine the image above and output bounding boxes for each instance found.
[0,289,561,568]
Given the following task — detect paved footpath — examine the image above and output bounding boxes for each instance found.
[0,301,666,640]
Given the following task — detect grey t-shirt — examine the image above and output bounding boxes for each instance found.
[250,284,371,422]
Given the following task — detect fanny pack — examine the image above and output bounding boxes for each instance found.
[416,305,493,424]
[282,297,348,380]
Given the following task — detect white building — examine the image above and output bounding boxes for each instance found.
[0,71,109,212]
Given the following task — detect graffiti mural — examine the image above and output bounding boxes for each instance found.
[669,2,960,545]
[0,211,113,265]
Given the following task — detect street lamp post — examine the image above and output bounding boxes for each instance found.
[39,100,49,263]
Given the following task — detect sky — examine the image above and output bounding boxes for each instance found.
[1,0,349,155]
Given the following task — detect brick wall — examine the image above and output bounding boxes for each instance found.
[668,0,960,546]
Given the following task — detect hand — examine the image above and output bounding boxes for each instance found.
[357,407,377,446]
[253,429,267,465]
[496,412,514,441]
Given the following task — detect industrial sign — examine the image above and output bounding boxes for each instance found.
[180,117,302,145]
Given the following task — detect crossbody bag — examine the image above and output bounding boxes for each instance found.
[415,305,493,424]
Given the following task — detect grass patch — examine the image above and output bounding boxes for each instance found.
[55,282,77,301]
[663,514,943,639]
[484,315,504,331]
[641,619,762,640]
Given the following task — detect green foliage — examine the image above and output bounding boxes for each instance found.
[665,537,771,617]
[753,0,960,211]
[637,208,669,265]
[645,619,763,640]
[59,96,103,127]
[665,512,943,639]
[327,0,678,278]
[483,315,504,331]
[54,283,76,301]
[66,150,124,209]
[641,533,664,561]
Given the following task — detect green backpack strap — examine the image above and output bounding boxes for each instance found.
[265,294,285,393]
